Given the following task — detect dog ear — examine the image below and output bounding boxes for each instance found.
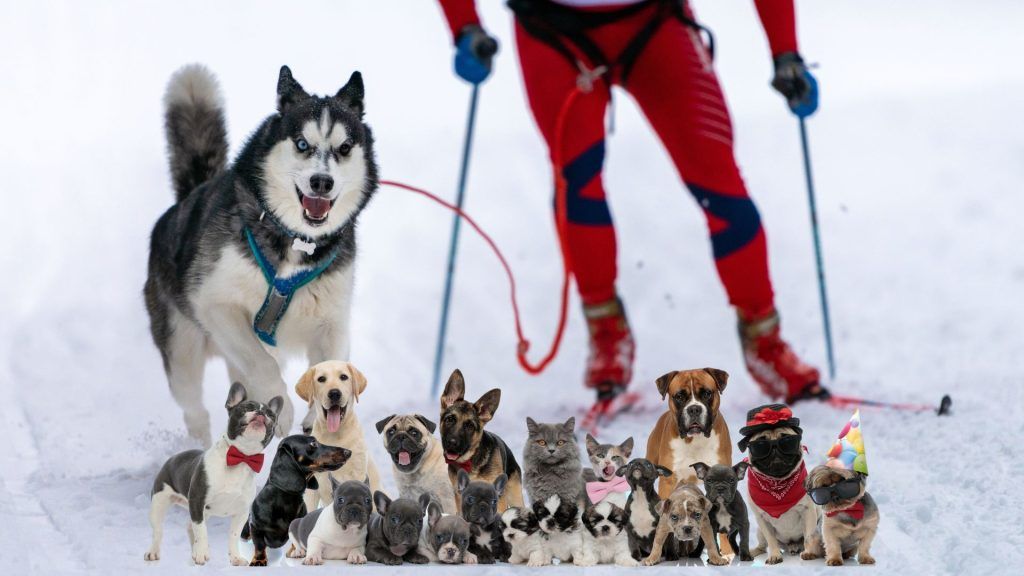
[703,368,729,393]
[656,464,673,478]
[526,417,538,434]
[277,65,310,114]
[329,475,342,494]
[441,369,466,410]
[703,496,713,513]
[373,490,391,515]
[457,469,471,494]
[295,367,317,405]
[733,461,750,481]
[620,436,634,457]
[266,396,284,418]
[562,416,576,433]
[585,434,599,454]
[474,389,501,424]
[335,71,365,117]
[348,363,368,403]
[690,462,710,481]
[427,501,443,528]
[655,371,678,400]
[306,476,319,491]
[225,382,247,409]
[414,414,437,434]
[375,414,396,435]
[615,464,628,477]
[493,473,508,497]
[659,499,672,515]
[417,493,433,514]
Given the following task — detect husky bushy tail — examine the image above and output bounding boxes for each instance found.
[163,64,228,202]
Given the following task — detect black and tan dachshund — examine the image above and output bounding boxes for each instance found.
[246,434,351,566]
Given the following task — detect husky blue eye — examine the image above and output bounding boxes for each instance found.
[295,138,309,152]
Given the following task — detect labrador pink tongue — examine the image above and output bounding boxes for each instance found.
[327,408,341,433]
[301,196,331,220]
[398,452,411,466]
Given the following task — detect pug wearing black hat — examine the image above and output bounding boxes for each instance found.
[737,404,823,564]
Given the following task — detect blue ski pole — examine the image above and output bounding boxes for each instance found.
[795,102,836,381]
[431,84,481,398]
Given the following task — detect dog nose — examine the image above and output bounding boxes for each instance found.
[310,174,334,196]
[683,526,693,535]
[328,389,341,402]
[686,405,702,418]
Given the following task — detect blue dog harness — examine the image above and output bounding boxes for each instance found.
[244,227,339,346]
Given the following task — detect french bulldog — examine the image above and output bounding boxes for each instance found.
[364,492,431,565]
[419,500,477,564]
[805,465,879,566]
[287,478,373,565]
[692,461,753,561]
[375,413,456,514]
[145,383,281,566]
[457,468,509,563]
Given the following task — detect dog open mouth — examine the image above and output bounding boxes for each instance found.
[297,186,334,225]
[323,405,347,433]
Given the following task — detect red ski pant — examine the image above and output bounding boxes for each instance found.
[515,7,775,317]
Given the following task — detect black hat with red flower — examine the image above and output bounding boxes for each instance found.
[737,403,803,452]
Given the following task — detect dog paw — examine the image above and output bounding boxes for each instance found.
[407,553,429,565]
[800,550,819,561]
[527,557,550,568]
[286,545,304,559]
[616,557,640,567]
[740,553,754,562]
[303,554,324,566]
[347,551,366,564]
[826,556,844,566]
[708,555,730,566]
[750,545,766,557]
[229,554,247,566]
[573,557,597,567]
[642,557,660,566]
[858,554,876,565]
[249,556,268,567]
[765,554,784,565]
[192,550,210,565]
[464,552,478,565]
[144,550,160,562]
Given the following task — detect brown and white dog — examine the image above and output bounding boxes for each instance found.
[295,360,381,508]
[805,465,878,566]
[645,368,733,500]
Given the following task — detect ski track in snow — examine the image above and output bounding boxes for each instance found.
[2,0,1023,574]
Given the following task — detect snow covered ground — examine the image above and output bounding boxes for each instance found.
[1,0,1022,573]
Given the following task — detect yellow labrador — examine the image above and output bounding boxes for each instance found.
[295,361,381,508]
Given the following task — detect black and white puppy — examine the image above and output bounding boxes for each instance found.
[617,458,676,562]
[457,469,509,563]
[247,434,351,565]
[145,383,281,565]
[693,461,753,562]
[500,507,545,566]
[419,500,477,564]
[533,494,590,565]
[364,491,431,565]
[582,501,638,566]
[288,478,373,564]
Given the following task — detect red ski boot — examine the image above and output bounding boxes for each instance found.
[739,310,830,404]
[580,297,639,433]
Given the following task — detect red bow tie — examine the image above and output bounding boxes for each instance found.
[444,455,472,473]
[226,445,265,473]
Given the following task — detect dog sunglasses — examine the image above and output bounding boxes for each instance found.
[808,478,861,505]
[746,434,802,458]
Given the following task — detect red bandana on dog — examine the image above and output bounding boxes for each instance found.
[445,455,472,473]
[826,501,865,520]
[226,445,265,473]
[747,461,808,518]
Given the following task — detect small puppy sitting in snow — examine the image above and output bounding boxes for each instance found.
[288,478,373,564]
[532,494,592,565]
[419,500,477,564]
[642,483,728,566]
[457,469,509,563]
[500,507,545,566]
[581,501,638,566]
[692,461,753,561]
[805,465,879,566]
[145,383,281,565]
[364,491,431,565]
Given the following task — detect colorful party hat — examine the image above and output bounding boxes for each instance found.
[825,409,868,475]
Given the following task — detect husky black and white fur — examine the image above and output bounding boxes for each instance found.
[145,64,377,445]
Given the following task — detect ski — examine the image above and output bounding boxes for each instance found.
[580,391,645,435]
[825,393,951,416]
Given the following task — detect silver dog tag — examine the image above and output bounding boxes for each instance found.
[292,237,316,255]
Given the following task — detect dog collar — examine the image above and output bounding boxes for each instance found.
[226,445,265,473]
[444,455,473,473]
[244,227,339,346]
[253,195,331,255]
[826,500,865,520]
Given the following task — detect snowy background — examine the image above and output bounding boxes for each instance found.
[1,0,1022,573]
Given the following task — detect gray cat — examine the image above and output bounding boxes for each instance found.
[522,417,585,506]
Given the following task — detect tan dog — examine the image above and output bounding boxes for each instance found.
[295,361,380,508]
[646,369,733,499]
[641,483,727,566]
[375,414,457,514]
[805,466,878,566]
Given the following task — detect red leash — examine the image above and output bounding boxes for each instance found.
[381,88,584,375]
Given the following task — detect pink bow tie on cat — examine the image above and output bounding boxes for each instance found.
[586,475,630,503]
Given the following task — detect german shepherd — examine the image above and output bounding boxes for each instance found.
[438,369,524,512]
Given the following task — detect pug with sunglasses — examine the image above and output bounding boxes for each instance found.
[805,465,878,565]
[737,404,823,564]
